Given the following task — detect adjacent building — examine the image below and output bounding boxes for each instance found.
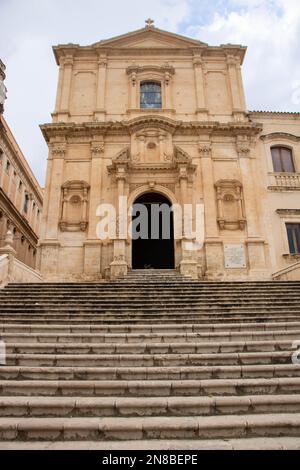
[0,60,43,269]
[39,22,300,281]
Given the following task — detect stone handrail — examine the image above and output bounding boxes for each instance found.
[272,260,300,281]
[0,230,43,287]
[268,172,300,190]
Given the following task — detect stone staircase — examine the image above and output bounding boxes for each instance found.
[0,269,300,449]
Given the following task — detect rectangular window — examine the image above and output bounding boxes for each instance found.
[286,223,300,254]
[23,194,29,214]
[140,82,162,109]
[271,147,295,173]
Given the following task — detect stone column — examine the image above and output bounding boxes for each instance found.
[54,65,64,114]
[237,136,269,278]
[110,166,128,279]
[193,56,208,120]
[94,56,107,120]
[227,54,245,120]
[59,55,73,119]
[199,141,224,279]
[84,141,104,280]
[44,145,66,240]
[178,165,198,279]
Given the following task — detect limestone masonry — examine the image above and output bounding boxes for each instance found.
[39,23,300,281]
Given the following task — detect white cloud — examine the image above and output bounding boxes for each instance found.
[187,0,300,113]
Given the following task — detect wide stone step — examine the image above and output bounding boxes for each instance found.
[1,437,300,450]
[5,317,299,326]
[1,315,300,328]
[2,329,300,344]
[0,313,300,322]
[1,395,300,418]
[2,339,296,355]
[2,292,300,299]
[1,302,299,311]
[1,308,300,317]
[0,364,299,381]
[1,321,300,334]
[4,286,300,293]
[0,414,300,441]
[4,350,294,367]
[2,377,300,398]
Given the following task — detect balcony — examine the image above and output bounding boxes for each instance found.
[267,172,300,191]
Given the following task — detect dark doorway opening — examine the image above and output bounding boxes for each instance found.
[132,192,175,270]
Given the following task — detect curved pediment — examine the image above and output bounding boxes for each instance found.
[260,132,300,142]
[122,115,181,135]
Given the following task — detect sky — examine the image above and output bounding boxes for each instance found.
[0,0,300,186]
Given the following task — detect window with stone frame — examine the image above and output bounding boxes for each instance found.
[5,159,10,174]
[23,194,29,214]
[286,223,300,254]
[271,146,295,173]
[140,82,162,109]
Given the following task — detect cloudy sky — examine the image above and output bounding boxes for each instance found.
[1,0,300,186]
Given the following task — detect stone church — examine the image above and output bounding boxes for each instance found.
[39,21,300,282]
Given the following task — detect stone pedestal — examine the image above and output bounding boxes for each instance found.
[110,240,128,279]
[110,257,128,279]
[180,259,198,279]
[0,231,16,287]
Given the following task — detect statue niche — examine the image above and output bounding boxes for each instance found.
[59,181,90,232]
[215,180,246,231]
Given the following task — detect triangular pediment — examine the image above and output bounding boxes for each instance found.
[92,26,207,49]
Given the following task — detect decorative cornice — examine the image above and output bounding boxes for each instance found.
[276,209,300,216]
[126,64,175,76]
[61,180,90,191]
[40,118,262,142]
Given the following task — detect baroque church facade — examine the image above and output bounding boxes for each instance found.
[39,21,300,281]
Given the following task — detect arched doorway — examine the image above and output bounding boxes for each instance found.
[131,192,175,270]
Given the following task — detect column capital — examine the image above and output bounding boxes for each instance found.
[62,55,74,67]
[198,142,212,157]
[91,142,105,155]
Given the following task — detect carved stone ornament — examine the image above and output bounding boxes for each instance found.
[59,180,90,232]
[91,142,105,155]
[215,180,246,231]
[51,145,66,157]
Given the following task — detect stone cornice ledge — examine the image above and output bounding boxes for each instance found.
[40,117,262,142]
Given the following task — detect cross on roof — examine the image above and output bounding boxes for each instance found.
[145,18,155,28]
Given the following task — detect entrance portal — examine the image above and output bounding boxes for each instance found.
[131,192,175,270]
